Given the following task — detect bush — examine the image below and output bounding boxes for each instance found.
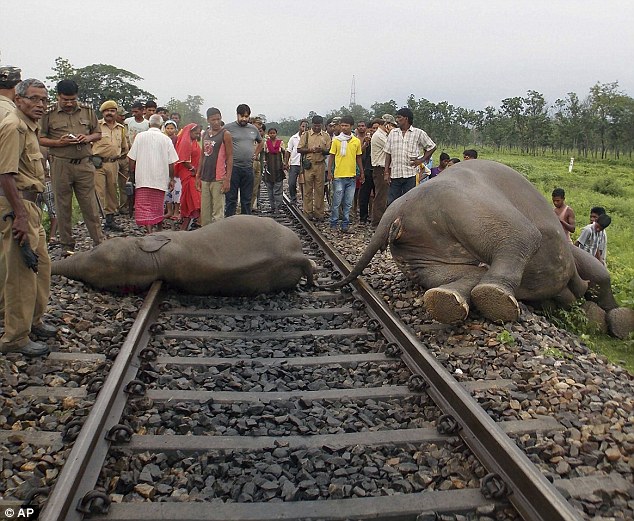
[592,177,625,197]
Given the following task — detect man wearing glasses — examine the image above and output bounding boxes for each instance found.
[0,79,55,357]
[39,80,103,256]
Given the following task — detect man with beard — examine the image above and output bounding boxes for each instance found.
[92,100,125,232]
[223,104,262,217]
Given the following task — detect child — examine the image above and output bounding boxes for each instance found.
[589,206,608,263]
[575,213,611,265]
[551,187,575,240]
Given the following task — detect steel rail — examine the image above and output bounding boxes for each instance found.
[285,197,582,521]
[39,281,163,521]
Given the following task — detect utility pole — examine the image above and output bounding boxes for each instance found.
[349,75,356,108]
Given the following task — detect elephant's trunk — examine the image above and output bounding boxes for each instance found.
[318,219,393,290]
[51,256,84,279]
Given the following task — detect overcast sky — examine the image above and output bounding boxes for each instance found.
[3,0,633,122]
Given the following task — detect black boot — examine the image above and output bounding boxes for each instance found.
[105,214,123,232]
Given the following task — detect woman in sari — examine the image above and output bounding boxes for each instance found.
[263,127,287,213]
[175,123,202,230]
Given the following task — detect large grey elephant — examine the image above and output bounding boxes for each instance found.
[52,215,314,295]
[322,160,633,338]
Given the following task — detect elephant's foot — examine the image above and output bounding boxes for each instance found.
[471,283,520,323]
[607,307,634,339]
[423,288,469,324]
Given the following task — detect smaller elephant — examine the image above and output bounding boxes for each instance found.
[52,215,314,296]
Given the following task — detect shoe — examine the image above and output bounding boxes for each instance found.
[31,322,57,338]
[341,225,350,233]
[0,340,49,358]
[330,223,338,230]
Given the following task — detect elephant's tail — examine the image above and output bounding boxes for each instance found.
[317,217,398,290]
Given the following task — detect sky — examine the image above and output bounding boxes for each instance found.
[3,0,633,122]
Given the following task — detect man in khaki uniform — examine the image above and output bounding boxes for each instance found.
[297,115,331,220]
[93,100,125,231]
[39,79,103,255]
[115,105,130,214]
[0,78,55,357]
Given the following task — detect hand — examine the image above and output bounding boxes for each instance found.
[221,178,230,193]
[75,134,89,144]
[12,214,29,246]
[410,158,423,167]
[59,134,79,146]
[195,177,202,192]
[328,172,333,181]
[168,179,175,191]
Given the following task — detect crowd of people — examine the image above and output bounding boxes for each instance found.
[0,65,614,357]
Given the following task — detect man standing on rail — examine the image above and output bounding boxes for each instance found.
[0,79,55,357]
[297,115,331,221]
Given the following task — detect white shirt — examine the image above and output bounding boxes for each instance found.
[124,116,149,144]
[385,126,436,178]
[370,127,388,167]
[128,128,179,191]
[287,132,302,166]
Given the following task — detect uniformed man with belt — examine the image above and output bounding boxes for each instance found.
[92,100,125,232]
[0,78,56,357]
[39,79,103,255]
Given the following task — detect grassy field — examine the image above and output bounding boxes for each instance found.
[441,147,634,369]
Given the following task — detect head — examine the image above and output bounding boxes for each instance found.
[463,149,478,160]
[206,107,222,131]
[236,103,251,126]
[395,107,413,128]
[590,206,606,223]
[356,120,367,135]
[170,112,181,125]
[449,158,461,166]
[99,100,118,123]
[340,115,354,135]
[551,187,566,208]
[156,107,168,120]
[311,115,324,133]
[267,127,278,140]
[299,119,308,133]
[595,214,611,231]
[116,105,128,123]
[0,65,22,93]
[253,116,263,129]
[163,121,177,137]
[189,124,202,141]
[56,79,79,113]
[439,152,451,168]
[145,100,157,118]
[148,114,163,128]
[131,101,144,119]
[14,79,48,121]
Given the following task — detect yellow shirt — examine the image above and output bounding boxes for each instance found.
[329,135,362,178]
[92,119,125,158]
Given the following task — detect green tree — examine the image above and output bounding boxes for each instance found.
[165,95,206,127]
[46,57,155,111]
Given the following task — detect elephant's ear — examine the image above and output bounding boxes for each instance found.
[138,234,171,253]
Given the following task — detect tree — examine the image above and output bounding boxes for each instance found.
[165,95,205,127]
[46,57,155,111]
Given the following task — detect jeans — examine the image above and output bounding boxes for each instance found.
[330,177,356,228]
[265,181,284,211]
[387,176,416,206]
[287,165,301,203]
[225,165,254,217]
[358,169,374,222]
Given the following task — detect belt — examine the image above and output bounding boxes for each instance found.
[100,157,120,163]
[0,187,40,203]
[51,156,91,165]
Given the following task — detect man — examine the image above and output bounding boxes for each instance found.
[551,187,575,241]
[124,101,149,145]
[353,120,371,221]
[463,149,478,160]
[196,107,233,226]
[370,114,396,226]
[223,104,262,217]
[115,105,131,214]
[156,106,169,121]
[0,78,55,357]
[127,114,179,233]
[251,117,264,212]
[328,115,364,233]
[144,100,157,120]
[170,112,181,127]
[575,213,611,265]
[92,100,125,232]
[284,120,308,205]
[384,107,436,205]
[39,79,104,255]
[358,119,376,224]
[0,66,20,121]
[297,115,331,220]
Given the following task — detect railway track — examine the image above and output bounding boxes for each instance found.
[8,195,625,521]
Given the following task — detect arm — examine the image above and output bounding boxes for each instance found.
[128,159,136,183]
[296,133,310,154]
[562,207,576,234]
[167,162,175,190]
[0,174,29,245]
[384,153,392,185]
[222,130,233,193]
[356,155,365,184]
[195,155,204,192]
[253,138,264,159]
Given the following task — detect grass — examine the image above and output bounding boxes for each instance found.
[441,146,634,370]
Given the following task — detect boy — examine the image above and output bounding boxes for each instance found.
[328,115,364,232]
[575,213,611,265]
[551,187,575,240]
[589,206,608,263]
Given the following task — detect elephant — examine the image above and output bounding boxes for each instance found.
[321,159,633,338]
[51,215,315,296]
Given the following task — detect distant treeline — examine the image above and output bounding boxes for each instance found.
[268,81,634,160]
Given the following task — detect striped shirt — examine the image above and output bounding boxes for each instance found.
[385,126,436,178]
[576,223,607,261]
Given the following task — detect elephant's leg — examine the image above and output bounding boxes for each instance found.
[471,220,541,323]
[421,264,487,324]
